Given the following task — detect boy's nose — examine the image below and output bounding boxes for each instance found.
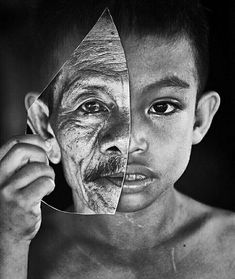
[128,133,148,155]
[128,117,149,155]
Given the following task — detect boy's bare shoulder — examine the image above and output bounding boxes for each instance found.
[202,204,235,277]
[207,204,235,262]
[176,192,235,277]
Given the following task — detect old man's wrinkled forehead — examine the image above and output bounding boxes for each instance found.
[39,8,128,110]
[66,11,127,74]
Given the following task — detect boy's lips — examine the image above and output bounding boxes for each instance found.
[98,165,156,193]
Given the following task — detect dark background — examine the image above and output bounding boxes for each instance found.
[0,1,234,210]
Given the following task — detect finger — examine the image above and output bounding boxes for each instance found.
[0,134,51,161]
[0,143,49,185]
[3,162,55,192]
[17,176,55,208]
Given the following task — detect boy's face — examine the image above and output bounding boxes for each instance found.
[49,34,198,213]
[118,36,198,212]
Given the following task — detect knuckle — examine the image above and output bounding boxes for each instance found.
[6,136,21,147]
[11,143,28,156]
[0,186,13,201]
[13,143,47,161]
[15,194,27,209]
[23,219,41,237]
[30,206,41,218]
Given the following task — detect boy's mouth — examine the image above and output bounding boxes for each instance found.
[98,165,156,193]
[124,173,147,181]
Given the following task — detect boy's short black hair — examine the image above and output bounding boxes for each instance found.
[34,0,209,99]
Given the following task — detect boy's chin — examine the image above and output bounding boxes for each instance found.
[116,192,156,213]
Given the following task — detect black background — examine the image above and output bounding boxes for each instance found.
[0,1,234,210]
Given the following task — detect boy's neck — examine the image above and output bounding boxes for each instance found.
[71,188,182,250]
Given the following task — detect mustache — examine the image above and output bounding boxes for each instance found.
[84,156,126,183]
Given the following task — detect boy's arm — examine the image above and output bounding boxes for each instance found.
[0,135,55,279]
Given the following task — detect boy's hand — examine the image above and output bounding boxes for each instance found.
[0,135,55,244]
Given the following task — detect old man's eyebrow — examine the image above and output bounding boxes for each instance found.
[66,69,125,89]
[142,76,190,94]
[81,84,108,91]
[62,69,126,99]
[78,84,116,99]
[61,81,116,107]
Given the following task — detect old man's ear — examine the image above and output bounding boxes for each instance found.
[25,92,61,164]
[192,91,220,145]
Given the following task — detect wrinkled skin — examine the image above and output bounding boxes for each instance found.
[38,10,130,214]
[51,72,129,214]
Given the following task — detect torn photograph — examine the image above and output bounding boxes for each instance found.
[26,9,130,214]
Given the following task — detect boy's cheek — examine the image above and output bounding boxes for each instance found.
[149,117,194,172]
[150,115,194,149]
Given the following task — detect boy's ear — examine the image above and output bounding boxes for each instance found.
[25,92,61,164]
[192,91,220,145]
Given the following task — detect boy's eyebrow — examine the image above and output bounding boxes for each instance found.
[142,76,190,94]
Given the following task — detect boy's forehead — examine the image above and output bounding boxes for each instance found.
[123,35,197,89]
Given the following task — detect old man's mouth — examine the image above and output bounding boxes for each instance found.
[100,172,125,187]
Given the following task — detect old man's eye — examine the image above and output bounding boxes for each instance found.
[79,100,108,114]
[148,102,179,115]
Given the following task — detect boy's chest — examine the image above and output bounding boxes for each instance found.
[29,256,225,279]
[29,241,175,279]
[28,241,225,279]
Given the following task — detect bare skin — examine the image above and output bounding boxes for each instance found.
[1,35,234,278]
[27,194,235,279]
[0,135,55,278]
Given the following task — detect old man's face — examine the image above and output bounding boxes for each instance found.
[51,70,129,214]
[43,10,129,214]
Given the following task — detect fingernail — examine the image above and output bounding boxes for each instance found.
[46,179,55,196]
[48,178,55,186]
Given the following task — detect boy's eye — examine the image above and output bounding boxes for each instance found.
[148,102,178,115]
[79,100,108,114]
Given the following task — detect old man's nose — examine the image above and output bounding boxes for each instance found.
[99,116,149,156]
[99,119,129,155]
